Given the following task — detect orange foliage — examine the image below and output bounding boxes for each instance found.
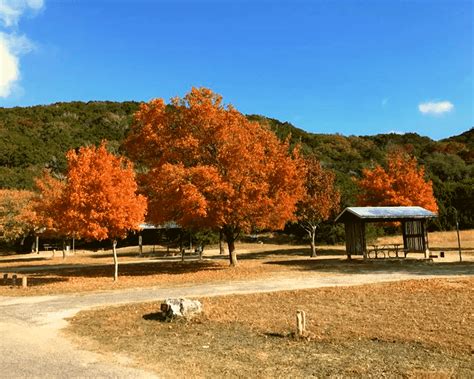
[31,171,66,237]
[0,189,36,241]
[357,153,438,212]
[296,157,340,256]
[124,88,305,265]
[62,142,147,241]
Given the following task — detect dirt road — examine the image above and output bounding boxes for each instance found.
[0,270,472,378]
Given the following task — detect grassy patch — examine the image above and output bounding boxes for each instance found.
[67,278,474,377]
[0,242,473,296]
[0,232,472,296]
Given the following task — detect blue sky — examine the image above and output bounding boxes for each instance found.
[0,0,472,140]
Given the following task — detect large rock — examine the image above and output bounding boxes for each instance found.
[161,298,203,320]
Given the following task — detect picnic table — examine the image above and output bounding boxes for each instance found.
[367,244,404,259]
[43,244,59,251]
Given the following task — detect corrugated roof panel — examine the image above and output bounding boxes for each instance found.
[139,222,180,229]
[335,206,437,222]
[349,206,435,218]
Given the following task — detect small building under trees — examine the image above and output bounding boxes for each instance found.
[335,206,437,259]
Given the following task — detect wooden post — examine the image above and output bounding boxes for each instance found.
[35,236,39,254]
[22,276,28,288]
[138,234,143,256]
[425,222,430,254]
[12,274,17,286]
[402,221,407,254]
[454,209,462,262]
[3,273,8,285]
[296,310,306,337]
[423,220,429,259]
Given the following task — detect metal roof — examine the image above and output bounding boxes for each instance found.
[335,206,437,222]
[139,222,180,230]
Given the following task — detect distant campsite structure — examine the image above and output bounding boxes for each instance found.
[335,206,437,259]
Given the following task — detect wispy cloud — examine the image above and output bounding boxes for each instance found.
[0,0,44,27]
[418,100,454,115]
[0,0,43,98]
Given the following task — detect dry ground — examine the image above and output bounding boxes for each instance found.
[67,277,474,378]
[377,229,474,256]
[0,230,472,296]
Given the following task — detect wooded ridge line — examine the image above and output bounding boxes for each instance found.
[0,101,472,230]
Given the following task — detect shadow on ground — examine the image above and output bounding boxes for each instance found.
[143,312,166,321]
[264,258,474,276]
[5,260,225,280]
[0,276,67,287]
[223,247,345,260]
[0,257,50,265]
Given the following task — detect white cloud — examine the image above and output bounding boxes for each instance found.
[0,0,43,98]
[418,100,454,115]
[0,34,18,97]
[0,0,44,27]
[0,33,33,97]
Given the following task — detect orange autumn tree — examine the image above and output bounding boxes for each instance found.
[0,189,36,243]
[28,171,76,256]
[62,143,147,281]
[357,152,438,212]
[124,87,305,266]
[296,157,340,257]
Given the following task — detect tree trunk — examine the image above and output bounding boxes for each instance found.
[224,229,237,266]
[72,237,75,254]
[198,245,203,260]
[219,229,225,255]
[138,234,143,257]
[62,239,66,260]
[112,239,119,282]
[309,226,317,257]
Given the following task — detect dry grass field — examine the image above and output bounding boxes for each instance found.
[378,229,474,255]
[67,277,474,378]
[0,230,472,296]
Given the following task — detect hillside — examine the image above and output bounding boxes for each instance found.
[0,102,472,230]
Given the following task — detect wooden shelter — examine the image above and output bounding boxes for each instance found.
[335,206,437,259]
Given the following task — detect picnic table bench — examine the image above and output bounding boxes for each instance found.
[43,244,59,251]
[367,244,405,259]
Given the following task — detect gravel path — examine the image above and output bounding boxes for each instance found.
[0,271,471,378]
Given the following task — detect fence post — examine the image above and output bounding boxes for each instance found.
[296,310,306,337]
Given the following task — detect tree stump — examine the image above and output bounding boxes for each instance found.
[296,310,306,337]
